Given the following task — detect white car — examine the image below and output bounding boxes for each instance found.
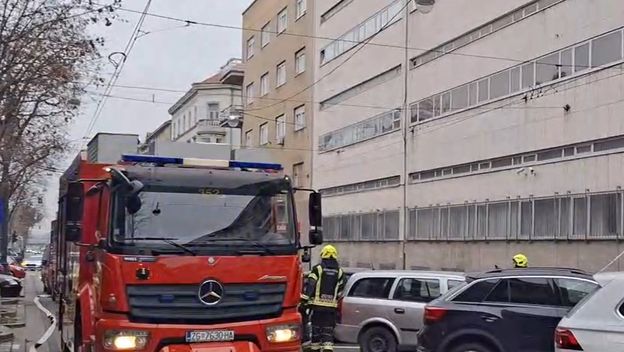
[555,272,624,351]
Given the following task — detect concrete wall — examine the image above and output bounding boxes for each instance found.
[329,241,624,273]
[313,0,624,270]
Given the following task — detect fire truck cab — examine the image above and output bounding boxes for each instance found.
[56,154,323,352]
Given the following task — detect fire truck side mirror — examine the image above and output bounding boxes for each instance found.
[308,192,322,227]
[308,192,323,245]
[64,182,84,242]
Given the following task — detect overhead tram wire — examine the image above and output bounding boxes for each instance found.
[83,0,153,141]
[93,2,624,73]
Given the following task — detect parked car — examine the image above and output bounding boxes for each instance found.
[413,268,600,352]
[21,255,42,270]
[7,257,25,279]
[555,272,624,351]
[335,270,465,352]
[0,274,22,297]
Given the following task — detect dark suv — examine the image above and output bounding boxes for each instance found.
[413,268,599,352]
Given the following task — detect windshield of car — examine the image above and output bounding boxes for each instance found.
[110,181,295,251]
[25,256,42,262]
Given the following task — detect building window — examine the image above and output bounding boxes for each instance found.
[293,162,304,188]
[410,27,624,125]
[319,109,401,151]
[320,0,402,65]
[296,0,306,19]
[259,123,268,145]
[276,115,286,143]
[246,36,255,60]
[260,72,269,96]
[407,190,623,241]
[295,48,306,74]
[294,105,305,131]
[245,82,255,105]
[410,0,564,69]
[245,129,253,147]
[276,61,286,87]
[207,103,219,120]
[277,7,288,33]
[261,22,271,47]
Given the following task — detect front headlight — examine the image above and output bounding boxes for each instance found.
[266,324,300,343]
[103,330,149,350]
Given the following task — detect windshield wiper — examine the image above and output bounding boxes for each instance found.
[126,237,197,256]
[187,237,275,255]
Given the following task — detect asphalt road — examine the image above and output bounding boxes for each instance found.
[22,272,61,352]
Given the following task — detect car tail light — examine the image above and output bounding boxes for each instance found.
[555,328,583,351]
[424,307,447,325]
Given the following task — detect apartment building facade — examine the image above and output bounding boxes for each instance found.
[169,58,244,147]
[242,0,314,232]
[313,0,624,271]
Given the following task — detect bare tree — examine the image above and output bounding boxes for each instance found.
[0,0,121,262]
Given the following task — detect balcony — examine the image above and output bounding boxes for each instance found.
[197,119,226,135]
[219,58,244,86]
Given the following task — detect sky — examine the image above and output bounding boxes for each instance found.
[30,0,251,242]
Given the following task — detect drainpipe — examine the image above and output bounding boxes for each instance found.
[401,2,410,270]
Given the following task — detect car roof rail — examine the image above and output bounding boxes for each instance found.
[481,267,591,276]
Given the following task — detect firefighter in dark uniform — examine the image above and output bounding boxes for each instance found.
[300,244,346,352]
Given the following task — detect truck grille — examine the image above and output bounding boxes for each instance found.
[126,283,286,324]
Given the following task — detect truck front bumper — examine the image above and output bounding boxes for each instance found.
[94,311,301,352]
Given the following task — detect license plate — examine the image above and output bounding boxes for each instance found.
[185,330,235,343]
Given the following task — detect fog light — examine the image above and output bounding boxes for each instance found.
[103,330,149,350]
[266,324,299,343]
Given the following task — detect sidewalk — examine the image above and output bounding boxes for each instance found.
[0,272,58,352]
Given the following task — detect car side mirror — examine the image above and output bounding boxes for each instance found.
[64,182,84,242]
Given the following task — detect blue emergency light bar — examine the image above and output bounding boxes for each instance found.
[120,154,283,171]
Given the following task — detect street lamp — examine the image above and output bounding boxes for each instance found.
[413,0,435,13]
[219,112,243,160]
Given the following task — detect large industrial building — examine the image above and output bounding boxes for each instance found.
[313,0,624,271]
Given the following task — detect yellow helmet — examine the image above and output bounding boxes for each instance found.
[320,245,338,259]
[513,253,528,268]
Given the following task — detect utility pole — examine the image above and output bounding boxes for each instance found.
[0,181,9,272]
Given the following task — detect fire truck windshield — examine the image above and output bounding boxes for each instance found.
[110,180,296,253]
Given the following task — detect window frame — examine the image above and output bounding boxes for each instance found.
[295,0,306,19]
[294,105,305,131]
[295,47,306,75]
[276,61,287,87]
[246,36,255,60]
[348,276,396,299]
[260,72,269,96]
[261,22,271,48]
[245,82,255,105]
[275,114,286,142]
[293,162,304,188]
[277,7,288,34]
[391,277,442,303]
[259,122,269,145]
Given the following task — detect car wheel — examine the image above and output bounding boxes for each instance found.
[359,326,397,352]
[450,342,495,352]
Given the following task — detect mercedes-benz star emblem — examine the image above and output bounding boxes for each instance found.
[198,280,224,306]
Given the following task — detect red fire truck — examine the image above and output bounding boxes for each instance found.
[55,153,323,352]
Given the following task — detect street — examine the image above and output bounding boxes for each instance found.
[20,272,60,352]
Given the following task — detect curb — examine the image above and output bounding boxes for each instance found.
[0,325,13,343]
